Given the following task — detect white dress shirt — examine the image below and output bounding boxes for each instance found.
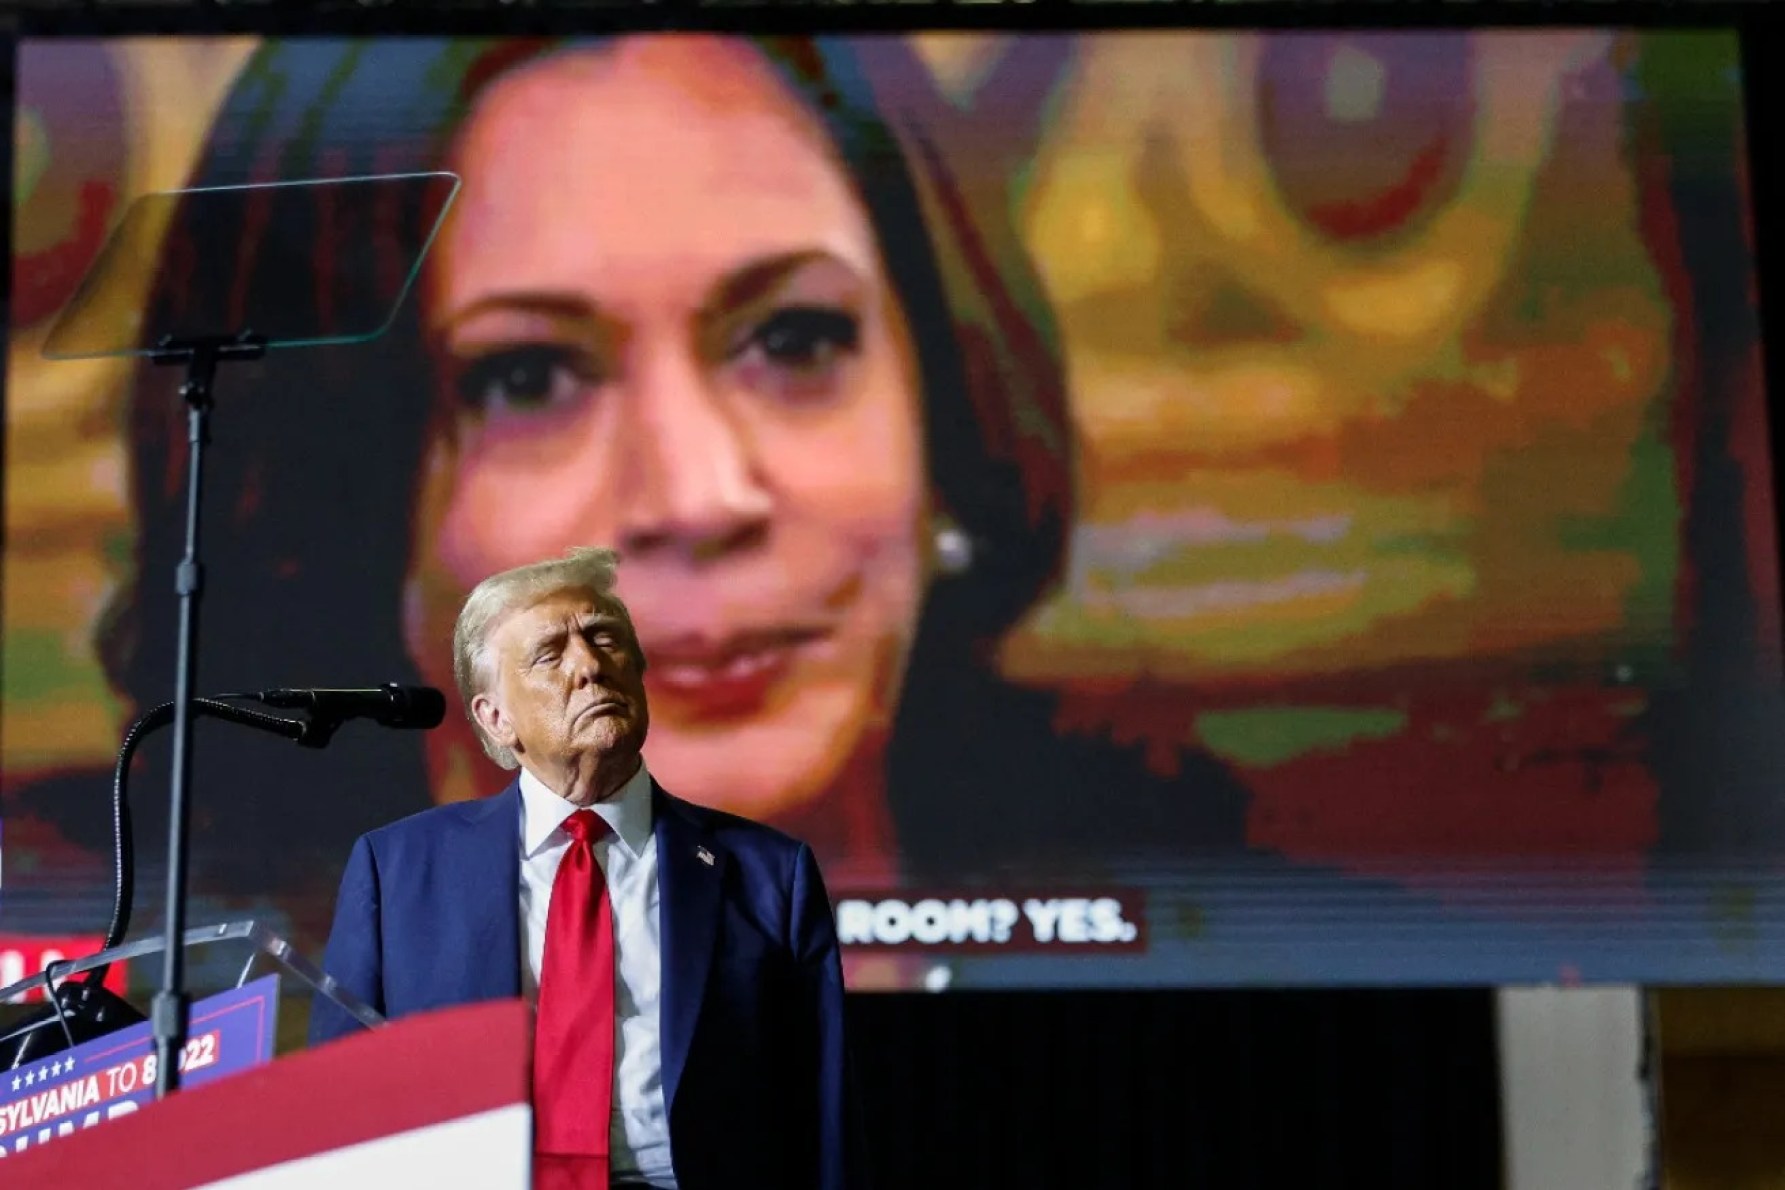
[519,761,677,1187]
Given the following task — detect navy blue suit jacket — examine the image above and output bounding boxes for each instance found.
[309,777,866,1190]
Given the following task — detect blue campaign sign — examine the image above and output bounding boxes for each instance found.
[0,974,280,1158]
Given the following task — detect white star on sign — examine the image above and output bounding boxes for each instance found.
[9,1076,18,1091]
[35,1066,48,1083]
[23,1071,34,1087]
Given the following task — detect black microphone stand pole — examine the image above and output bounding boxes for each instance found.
[148,331,264,1100]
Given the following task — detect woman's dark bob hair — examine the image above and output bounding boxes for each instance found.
[91,35,1082,885]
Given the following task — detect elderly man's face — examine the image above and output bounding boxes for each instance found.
[477,587,649,783]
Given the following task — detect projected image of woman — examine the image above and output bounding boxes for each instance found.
[93,35,1251,906]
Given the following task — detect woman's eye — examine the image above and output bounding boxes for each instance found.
[738,306,861,380]
[454,345,590,416]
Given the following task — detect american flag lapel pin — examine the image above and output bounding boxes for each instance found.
[696,845,715,866]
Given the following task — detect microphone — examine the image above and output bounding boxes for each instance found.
[255,683,448,730]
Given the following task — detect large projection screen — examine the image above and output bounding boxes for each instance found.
[5,30,1782,990]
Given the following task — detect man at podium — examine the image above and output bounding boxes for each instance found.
[309,546,863,1189]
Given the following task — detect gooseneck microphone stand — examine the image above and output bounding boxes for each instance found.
[146,331,265,1100]
[0,687,405,1072]
[0,698,318,1069]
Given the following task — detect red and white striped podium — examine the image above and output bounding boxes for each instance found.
[0,998,532,1188]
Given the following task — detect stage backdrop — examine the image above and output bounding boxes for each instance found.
[4,30,1782,990]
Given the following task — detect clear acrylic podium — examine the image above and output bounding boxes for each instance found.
[0,921,384,1060]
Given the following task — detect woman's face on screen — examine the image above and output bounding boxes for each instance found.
[405,37,929,821]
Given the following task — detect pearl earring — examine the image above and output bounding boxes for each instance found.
[933,517,974,575]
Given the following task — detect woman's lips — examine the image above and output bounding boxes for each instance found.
[646,626,829,719]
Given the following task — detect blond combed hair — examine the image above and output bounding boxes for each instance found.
[452,546,638,769]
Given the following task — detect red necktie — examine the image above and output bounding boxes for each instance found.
[533,809,615,1189]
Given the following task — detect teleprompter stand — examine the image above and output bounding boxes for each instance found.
[36,172,460,1098]
[144,331,266,1099]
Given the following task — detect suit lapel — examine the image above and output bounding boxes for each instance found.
[654,781,723,1116]
[453,781,523,1002]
